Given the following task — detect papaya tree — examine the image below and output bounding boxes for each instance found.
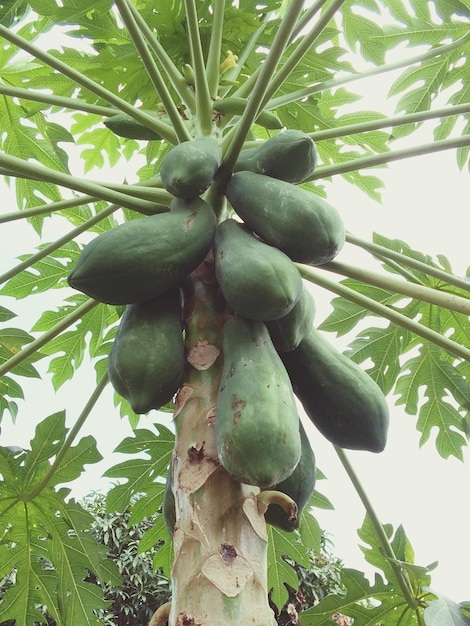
[0,1,469,625]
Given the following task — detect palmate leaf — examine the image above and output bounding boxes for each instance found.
[320,234,470,458]
[267,511,322,611]
[0,413,116,625]
[424,595,470,626]
[104,424,175,513]
[299,568,411,625]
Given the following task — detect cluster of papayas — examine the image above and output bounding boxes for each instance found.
[67,135,223,413]
[67,127,389,532]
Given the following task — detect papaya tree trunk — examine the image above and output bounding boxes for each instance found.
[169,260,277,626]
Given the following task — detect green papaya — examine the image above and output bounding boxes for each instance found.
[225,171,345,265]
[216,315,301,487]
[281,327,389,452]
[264,420,316,532]
[213,219,302,321]
[107,288,185,414]
[213,96,282,130]
[160,136,222,198]
[104,112,164,140]
[266,288,315,352]
[67,196,216,305]
[234,130,317,183]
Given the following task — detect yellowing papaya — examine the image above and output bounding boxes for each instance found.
[213,219,302,321]
[226,171,345,265]
[107,289,185,414]
[266,288,315,352]
[67,196,216,305]
[216,315,301,487]
[281,327,389,452]
[264,420,316,532]
[160,136,222,198]
[234,130,317,183]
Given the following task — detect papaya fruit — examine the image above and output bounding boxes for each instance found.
[216,315,301,487]
[234,130,317,183]
[264,420,316,532]
[160,136,222,198]
[67,196,216,305]
[213,96,282,130]
[213,219,302,321]
[281,327,389,452]
[266,287,315,352]
[225,171,345,265]
[107,288,185,414]
[104,112,164,140]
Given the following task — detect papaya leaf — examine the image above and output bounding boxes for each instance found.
[267,525,311,611]
[424,594,470,626]
[151,515,174,581]
[0,417,117,625]
[299,568,409,625]
[0,305,16,322]
[104,424,174,514]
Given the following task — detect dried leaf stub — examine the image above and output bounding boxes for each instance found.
[187,341,220,370]
[178,457,219,493]
[242,495,268,542]
[201,545,253,597]
[174,384,194,418]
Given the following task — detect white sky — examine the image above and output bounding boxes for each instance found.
[0,25,469,610]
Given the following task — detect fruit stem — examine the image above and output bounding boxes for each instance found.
[297,264,470,362]
[346,233,470,293]
[0,299,100,378]
[0,204,120,287]
[205,0,225,97]
[184,0,214,136]
[322,260,470,316]
[0,24,178,144]
[257,490,298,523]
[334,445,420,611]
[114,0,192,143]
[24,372,109,501]
[308,134,470,181]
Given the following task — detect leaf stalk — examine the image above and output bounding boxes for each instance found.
[297,264,470,362]
[334,445,420,610]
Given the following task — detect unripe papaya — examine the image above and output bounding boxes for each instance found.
[226,171,345,265]
[67,196,216,305]
[107,289,185,414]
[281,327,389,452]
[234,130,317,183]
[104,112,164,140]
[213,96,282,130]
[264,420,316,532]
[213,219,302,321]
[216,315,301,487]
[266,288,316,352]
[160,136,222,198]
